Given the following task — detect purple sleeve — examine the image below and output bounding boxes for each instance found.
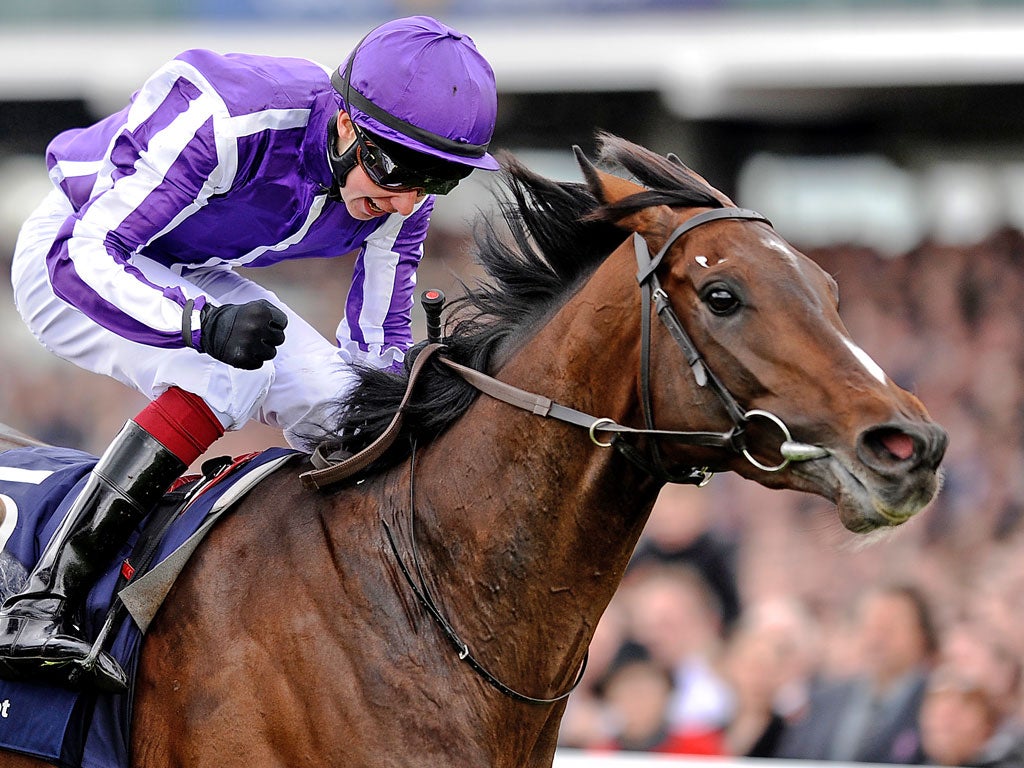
[338,197,433,370]
[43,61,223,349]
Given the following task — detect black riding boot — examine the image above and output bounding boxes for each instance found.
[0,421,185,693]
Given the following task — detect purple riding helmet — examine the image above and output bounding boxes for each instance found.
[329,16,499,195]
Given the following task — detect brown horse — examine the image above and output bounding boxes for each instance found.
[0,135,945,767]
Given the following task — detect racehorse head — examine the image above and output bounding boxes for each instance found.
[576,135,947,532]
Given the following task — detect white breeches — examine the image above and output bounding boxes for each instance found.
[11,190,358,449]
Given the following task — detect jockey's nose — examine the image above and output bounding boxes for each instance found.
[391,190,422,216]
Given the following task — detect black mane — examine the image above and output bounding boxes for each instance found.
[309,134,725,472]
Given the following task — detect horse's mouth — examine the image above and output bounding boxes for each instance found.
[793,453,943,533]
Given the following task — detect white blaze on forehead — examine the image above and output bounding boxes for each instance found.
[694,234,796,270]
[843,337,888,384]
[762,235,801,267]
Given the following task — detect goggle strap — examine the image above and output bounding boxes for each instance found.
[331,67,489,160]
[326,112,360,191]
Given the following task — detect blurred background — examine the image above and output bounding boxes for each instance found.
[3,1,1024,765]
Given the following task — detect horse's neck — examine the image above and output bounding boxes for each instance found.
[412,252,663,692]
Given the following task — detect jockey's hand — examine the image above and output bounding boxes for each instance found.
[200,300,288,370]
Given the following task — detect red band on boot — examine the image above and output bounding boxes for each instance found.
[133,387,225,465]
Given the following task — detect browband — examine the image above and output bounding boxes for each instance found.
[635,208,771,285]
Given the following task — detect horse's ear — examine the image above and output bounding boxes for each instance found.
[668,152,736,207]
[573,145,647,205]
[573,145,673,239]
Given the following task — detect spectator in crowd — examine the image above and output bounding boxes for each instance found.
[938,618,1024,764]
[629,482,742,631]
[919,666,1024,768]
[720,596,824,756]
[719,616,787,757]
[754,597,826,725]
[623,563,735,743]
[594,643,726,756]
[774,582,938,763]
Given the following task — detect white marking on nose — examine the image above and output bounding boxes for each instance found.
[695,255,710,268]
[843,338,888,384]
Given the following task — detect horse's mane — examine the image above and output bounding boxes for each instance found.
[307,134,725,471]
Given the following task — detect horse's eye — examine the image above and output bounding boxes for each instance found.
[703,285,741,315]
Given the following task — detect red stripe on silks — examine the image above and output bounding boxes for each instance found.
[169,474,202,492]
[134,387,225,465]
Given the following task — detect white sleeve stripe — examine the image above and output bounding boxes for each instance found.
[356,214,406,346]
[52,159,106,180]
[67,72,230,336]
[224,109,311,137]
[0,467,53,485]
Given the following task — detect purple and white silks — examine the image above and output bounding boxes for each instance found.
[42,48,432,364]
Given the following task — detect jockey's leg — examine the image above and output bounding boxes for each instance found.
[0,387,223,692]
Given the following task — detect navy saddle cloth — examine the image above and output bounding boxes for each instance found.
[0,443,298,768]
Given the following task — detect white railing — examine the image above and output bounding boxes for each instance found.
[553,751,902,768]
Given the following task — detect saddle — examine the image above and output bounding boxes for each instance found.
[0,444,299,768]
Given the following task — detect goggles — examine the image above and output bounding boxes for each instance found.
[351,122,472,196]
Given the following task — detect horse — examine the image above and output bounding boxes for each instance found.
[0,134,946,767]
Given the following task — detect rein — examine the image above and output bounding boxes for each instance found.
[300,207,827,492]
[381,442,588,705]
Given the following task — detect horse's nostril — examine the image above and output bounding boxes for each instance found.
[859,423,948,473]
[859,425,920,470]
[878,429,916,462]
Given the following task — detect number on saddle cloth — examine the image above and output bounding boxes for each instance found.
[0,446,98,591]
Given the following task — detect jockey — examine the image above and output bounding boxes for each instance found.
[0,16,499,693]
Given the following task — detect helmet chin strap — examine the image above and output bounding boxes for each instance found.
[326,110,357,200]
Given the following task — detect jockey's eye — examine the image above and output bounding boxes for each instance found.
[702,283,741,316]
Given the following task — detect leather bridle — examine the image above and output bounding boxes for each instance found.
[624,206,831,483]
[299,206,832,707]
[441,207,829,487]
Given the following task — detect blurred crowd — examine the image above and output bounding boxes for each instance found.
[558,488,1024,766]
[3,221,1024,765]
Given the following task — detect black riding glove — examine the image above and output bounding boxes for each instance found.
[199,300,288,370]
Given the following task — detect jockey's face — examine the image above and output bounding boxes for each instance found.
[334,112,427,220]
